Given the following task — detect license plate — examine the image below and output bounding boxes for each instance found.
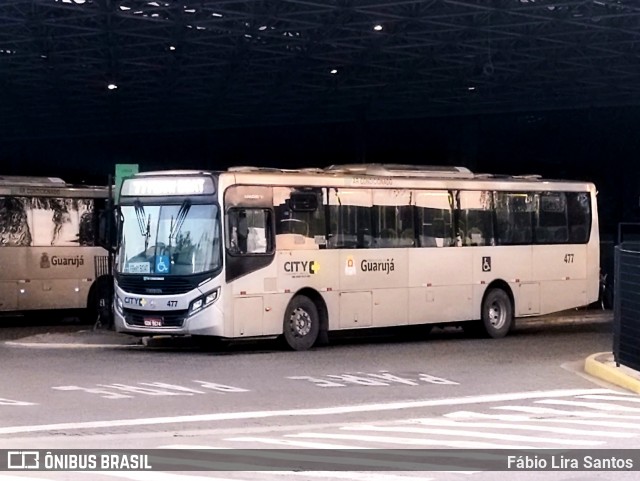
[143,317,163,327]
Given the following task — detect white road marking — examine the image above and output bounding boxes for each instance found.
[577,394,639,402]
[275,472,437,480]
[339,425,601,446]
[535,399,640,411]
[0,398,36,406]
[0,477,54,481]
[448,410,640,429]
[0,475,435,481]
[494,405,640,420]
[0,388,613,435]
[0,472,441,480]
[157,445,225,449]
[97,473,237,480]
[287,432,538,449]
[224,437,361,449]
[408,417,635,437]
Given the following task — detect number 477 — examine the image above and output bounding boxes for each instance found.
[564,253,574,263]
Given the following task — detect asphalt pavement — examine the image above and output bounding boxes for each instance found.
[5,308,639,395]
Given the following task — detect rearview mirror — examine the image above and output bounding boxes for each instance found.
[97,206,121,253]
[290,192,318,212]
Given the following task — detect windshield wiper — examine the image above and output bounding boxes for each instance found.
[134,201,151,252]
[169,200,191,245]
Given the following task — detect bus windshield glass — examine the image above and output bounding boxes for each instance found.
[117,202,221,276]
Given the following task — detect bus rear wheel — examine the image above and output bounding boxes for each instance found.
[479,288,514,338]
[283,295,319,351]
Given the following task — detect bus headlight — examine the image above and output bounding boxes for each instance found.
[188,288,220,316]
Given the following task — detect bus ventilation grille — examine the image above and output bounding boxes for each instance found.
[117,276,198,295]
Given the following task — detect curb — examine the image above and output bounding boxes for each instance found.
[5,341,143,349]
[521,310,612,326]
[584,352,640,394]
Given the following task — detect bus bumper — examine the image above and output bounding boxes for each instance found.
[114,302,225,337]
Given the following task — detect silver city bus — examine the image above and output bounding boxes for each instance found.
[0,176,110,320]
[113,165,599,350]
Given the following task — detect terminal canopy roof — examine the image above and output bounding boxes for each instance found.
[0,0,639,141]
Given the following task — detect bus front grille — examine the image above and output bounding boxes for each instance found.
[117,276,199,295]
[123,309,187,328]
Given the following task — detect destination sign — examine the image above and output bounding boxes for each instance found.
[121,176,214,197]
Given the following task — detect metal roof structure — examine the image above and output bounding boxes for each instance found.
[1,0,639,142]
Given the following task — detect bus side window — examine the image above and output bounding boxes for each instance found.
[458,191,494,247]
[327,188,372,249]
[494,192,533,245]
[274,187,325,249]
[227,208,272,255]
[536,193,568,244]
[414,190,454,248]
[567,192,591,243]
[0,196,32,246]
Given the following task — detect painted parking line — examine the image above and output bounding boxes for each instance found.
[0,388,613,435]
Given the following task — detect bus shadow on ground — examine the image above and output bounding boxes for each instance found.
[140,312,612,355]
[2,309,611,353]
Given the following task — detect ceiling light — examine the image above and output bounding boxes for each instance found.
[107,83,118,90]
[169,45,176,51]
[373,24,383,31]
[330,69,338,75]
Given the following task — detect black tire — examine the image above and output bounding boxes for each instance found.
[82,285,100,325]
[479,288,514,338]
[283,295,319,351]
[86,276,113,328]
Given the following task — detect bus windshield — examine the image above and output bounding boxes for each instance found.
[117,202,221,276]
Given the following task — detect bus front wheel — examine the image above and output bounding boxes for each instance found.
[283,295,319,351]
[479,288,514,338]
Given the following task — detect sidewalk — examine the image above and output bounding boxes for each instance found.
[5,327,143,348]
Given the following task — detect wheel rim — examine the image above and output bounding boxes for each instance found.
[289,307,312,337]
[488,299,507,330]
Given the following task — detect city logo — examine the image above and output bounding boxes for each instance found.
[283,260,319,277]
[345,256,356,276]
[124,297,148,307]
[309,260,319,274]
[40,253,50,269]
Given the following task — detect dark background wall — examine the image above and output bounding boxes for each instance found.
[1,105,638,235]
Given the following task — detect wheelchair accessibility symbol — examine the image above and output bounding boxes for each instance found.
[482,256,491,272]
[155,255,170,274]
